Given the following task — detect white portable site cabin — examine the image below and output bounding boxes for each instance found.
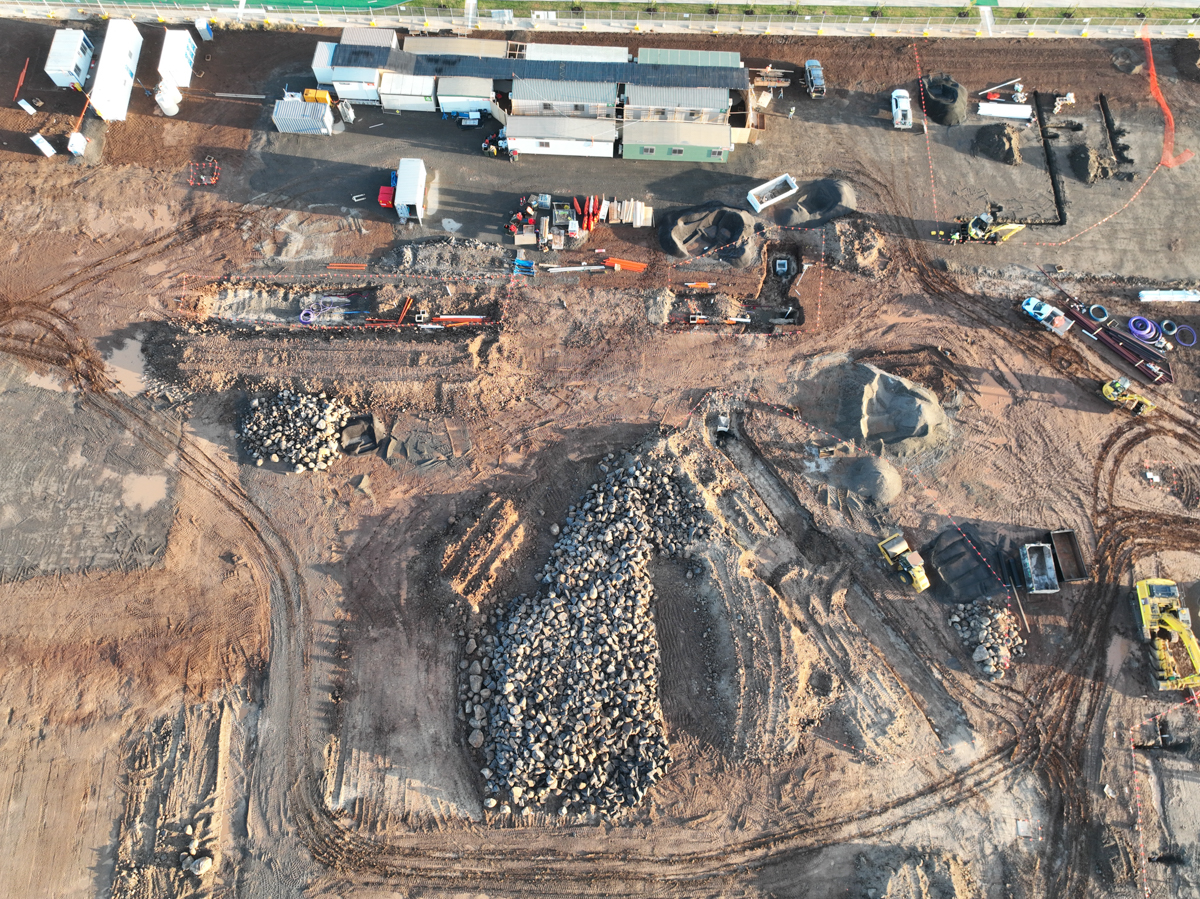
[158,29,197,89]
[524,42,628,63]
[45,29,94,90]
[91,20,143,122]
[312,41,337,85]
[332,73,381,104]
[504,117,617,158]
[272,96,335,135]
[379,73,436,113]
[436,76,493,115]
[394,158,427,223]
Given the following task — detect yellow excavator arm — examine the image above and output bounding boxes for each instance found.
[1152,613,1200,689]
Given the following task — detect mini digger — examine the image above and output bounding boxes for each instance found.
[879,532,931,593]
[948,212,1026,245]
[1134,578,1200,691]
[1102,377,1156,416]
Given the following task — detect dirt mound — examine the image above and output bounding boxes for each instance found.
[1070,145,1118,184]
[928,524,1004,602]
[828,219,891,280]
[643,288,675,325]
[776,179,857,228]
[855,848,982,899]
[657,202,757,268]
[973,123,1023,165]
[1173,40,1200,82]
[922,74,967,126]
[838,364,949,457]
[834,455,903,505]
[1112,46,1145,75]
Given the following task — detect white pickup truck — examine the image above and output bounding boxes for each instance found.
[891,89,912,130]
[1022,297,1073,337]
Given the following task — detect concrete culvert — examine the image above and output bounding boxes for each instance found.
[838,364,950,457]
[922,74,967,126]
[776,179,857,228]
[973,123,1023,166]
[657,202,757,268]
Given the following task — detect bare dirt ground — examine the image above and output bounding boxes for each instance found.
[2,18,1200,899]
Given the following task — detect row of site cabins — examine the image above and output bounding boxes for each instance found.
[274,28,785,162]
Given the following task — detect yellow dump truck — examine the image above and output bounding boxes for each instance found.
[1135,578,1200,691]
[879,533,930,593]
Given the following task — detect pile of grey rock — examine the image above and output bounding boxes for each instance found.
[238,390,351,472]
[460,452,710,818]
[947,600,1025,680]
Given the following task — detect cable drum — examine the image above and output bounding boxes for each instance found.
[1128,316,1159,341]
[1161,320,1179,336]
[1088,304,1109,322]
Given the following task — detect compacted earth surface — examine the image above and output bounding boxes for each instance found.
[2,18,1200,899]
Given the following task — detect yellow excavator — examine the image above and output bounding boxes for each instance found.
[879,533,931,593]
[948,212,1026,245]
[1135,578,1200,691]
[1102,377,1156,416]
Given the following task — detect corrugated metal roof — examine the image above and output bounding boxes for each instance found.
[382,49,416,75]
[380,73,435,96]
[625,85,729,110]
[412,57,749,89]
[404,37,508,57]
[525,42,627,63]
[436,76,494,98]
[46,30,89,72]
[505,116,618,141]
[340,26,398,48]
[622,120,731,147]
[332,43,391,70]
[272,98,333,134]
[637,48,741,68]
[511,79,617,105]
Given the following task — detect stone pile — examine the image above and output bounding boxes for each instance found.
[238,390,352,472]
[459,452,711,818]
[947,600,1025,680]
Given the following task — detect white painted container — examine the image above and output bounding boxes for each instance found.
[394,158,427,223]
[91,20,143,122]
[747,173,798,213]
[332,78,380,105]
[45,29,94,90]
[1139,290,1200,302]
[312,41,337,85]
[272,97,335,135]
[158,30,196,89]
[379,73,436,113]
[504,117,617,158]
[436,76,493,115]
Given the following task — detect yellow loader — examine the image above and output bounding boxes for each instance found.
[879,533,931,593]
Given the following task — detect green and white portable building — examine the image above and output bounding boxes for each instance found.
[620,121,732,163]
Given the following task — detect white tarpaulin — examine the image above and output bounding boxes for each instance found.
[977,102,1033,119]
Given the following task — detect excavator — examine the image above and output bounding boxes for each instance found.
[879,532,931,593]
[1135,578,1200,691]
[1102,376,1156,416]
[947,212,1026,245]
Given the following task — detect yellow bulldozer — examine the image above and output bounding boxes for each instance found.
[1135,578,1200,691]
[1102,377,1156,416]
[879,532,930,593]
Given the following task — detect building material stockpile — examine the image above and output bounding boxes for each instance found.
[238,389,352,471]
[462,454,711,818]
[947,600,1025,680]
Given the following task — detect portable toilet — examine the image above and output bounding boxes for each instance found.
[194,18,214,40]
[158,29,197,89]
[394,158,427,224]
[90,20,143,122]
[45,29,95,90]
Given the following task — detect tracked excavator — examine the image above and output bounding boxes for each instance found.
[1102,377,1156,416]
[948,212,1026,245]
[879,533,931,593]
[1135,578,1200,691]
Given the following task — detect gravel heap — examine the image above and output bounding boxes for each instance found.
[460,452,711,818]
[947,600,1025,680]
[238,390,352,472]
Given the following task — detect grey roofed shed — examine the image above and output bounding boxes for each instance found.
[637,48,741,68]
[404,36,508,57]
[272,97,334,135]
[510,79,618,105]
[525,42,627,63]
[437,76,494,97]
[505,117,618,141]
[411,57,750,90]
[625,85,730,110]
[340,26,398,48]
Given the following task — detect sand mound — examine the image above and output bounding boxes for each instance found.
[776,179,857,228]
[922,74,967,126]
[838,364,949,456]
[1070,146,1118,184]
[657,202,757,268]
[973,123,1023,166]
[1112,46,1145,75]
[834,456,903,505]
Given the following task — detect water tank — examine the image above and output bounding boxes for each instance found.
[155,83,182,117]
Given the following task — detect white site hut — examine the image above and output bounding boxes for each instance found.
[44,29,94,90]
[394,158,427,224]
[158,30,197,89]
[91,20,143,122]
[435,76,492,115]
[272,94,335,135]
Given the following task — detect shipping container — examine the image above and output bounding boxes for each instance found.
[312,42,337,85]
[436,76,493,115]
[91,20,142,122]
[341,26,398,49]
[158,29,197,89]
[379,73,436,113]
[271,97,335,135]
[504,117,617,158]
[44,29,94,90]
[404,36,506,57]
[525,42,628,63]
[394,158,427,223]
